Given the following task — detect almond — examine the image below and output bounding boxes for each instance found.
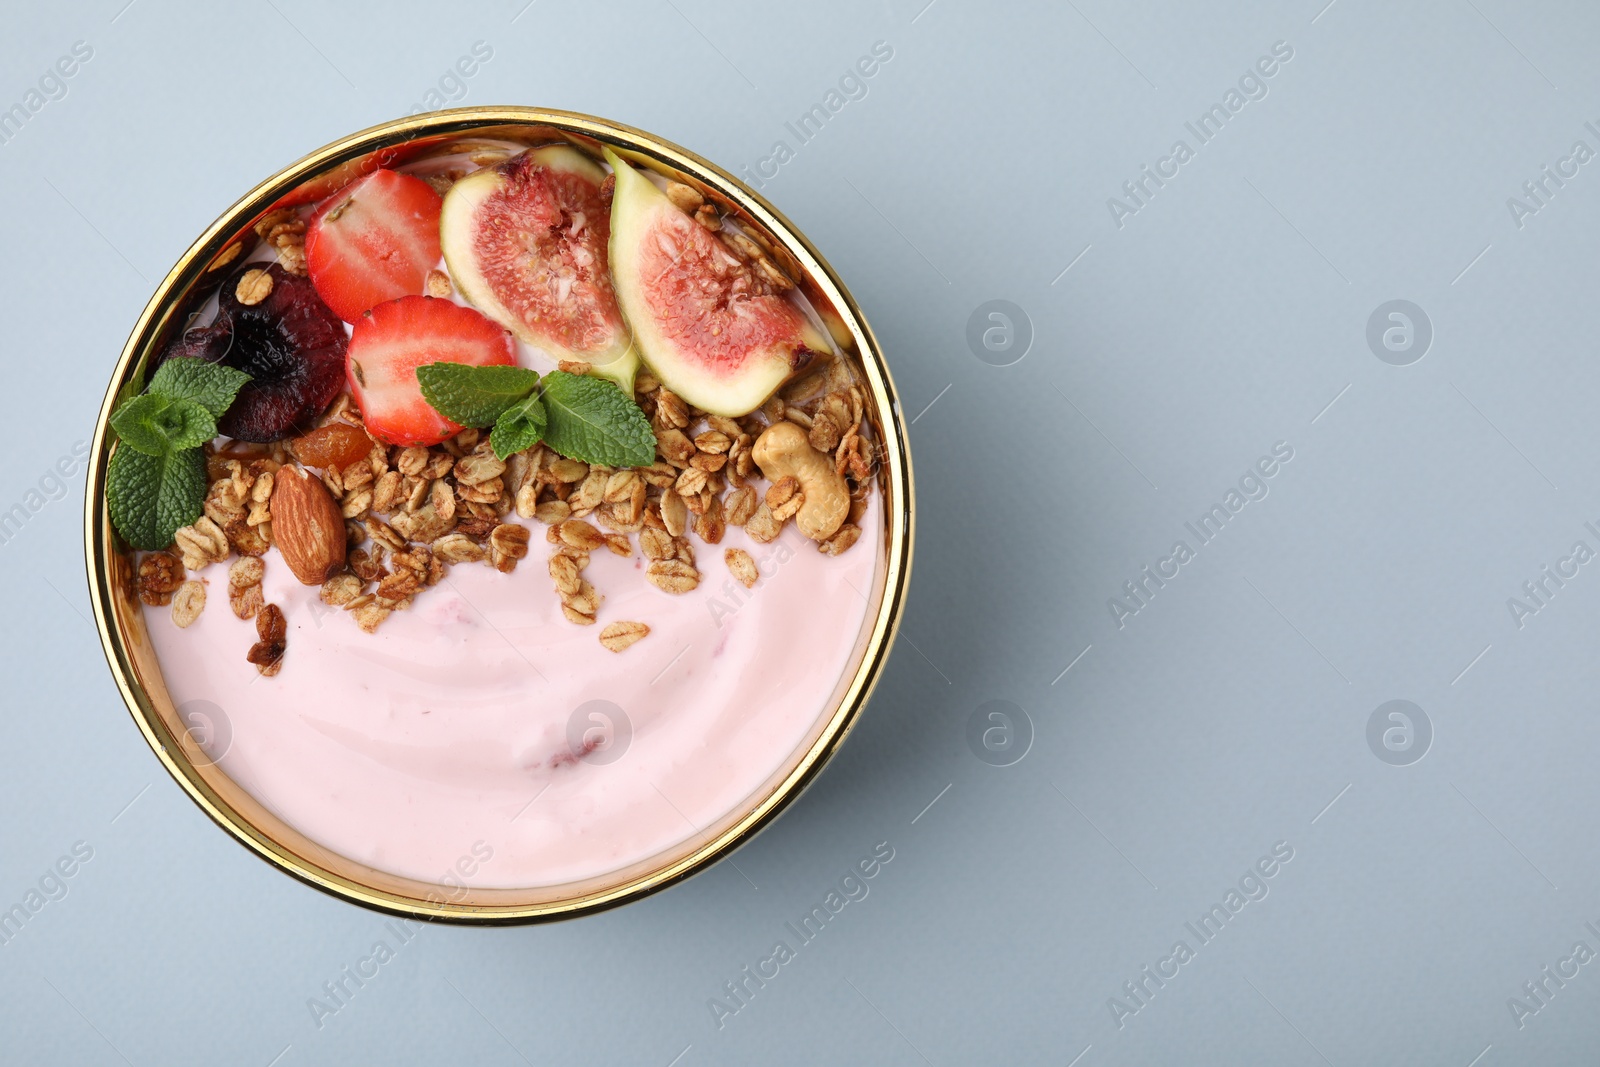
[270,466,347,585]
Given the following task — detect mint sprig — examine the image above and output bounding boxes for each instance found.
[148,359,250,418]
[107,447,207,551]
[417,363,541,428]
[110,394,217,456]
[540,372,656,468]
[489,392,547,460]
[415,364,655,466]
[106,358,252,550]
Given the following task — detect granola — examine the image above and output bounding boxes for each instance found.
[136,551,184,606]
[248,602,287,676]
[171,580,206,628]
[599,620,650,652]
[132,148,881,677]
[725,547,759,589]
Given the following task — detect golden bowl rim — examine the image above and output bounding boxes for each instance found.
[83,106,914,924]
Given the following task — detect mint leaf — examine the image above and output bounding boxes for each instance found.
[109,395,175,456]
[109,394,217,456]
[417,363,541,428]
[489,393,547,459]
[104,354,242,551]
[539,371,655,468]
[107,445,207,550]
[148,358,251,418]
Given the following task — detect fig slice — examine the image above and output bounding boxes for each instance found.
[440,145,637,390]
[603,148,829,417]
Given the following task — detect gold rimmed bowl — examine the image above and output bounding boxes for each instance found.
[84,108,913,923]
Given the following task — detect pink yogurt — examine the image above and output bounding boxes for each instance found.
[141,497,880,888]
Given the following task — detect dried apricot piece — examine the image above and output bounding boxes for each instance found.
[291,422,372,471]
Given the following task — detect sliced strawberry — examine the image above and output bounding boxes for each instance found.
[306,169,443,323]
[347,296,517,446]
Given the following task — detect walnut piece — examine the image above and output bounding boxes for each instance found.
[276,243,307,276]
[234,268,274,306]
[136,552,184,606]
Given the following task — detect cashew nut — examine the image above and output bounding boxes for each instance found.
[751,420,849,541]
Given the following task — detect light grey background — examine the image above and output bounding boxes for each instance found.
[1,0,1595,1063]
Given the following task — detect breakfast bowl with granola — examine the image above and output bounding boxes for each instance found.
[85,109,911,922]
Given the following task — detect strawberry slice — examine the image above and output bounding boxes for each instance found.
[306,169,443,323]
[347,296,517,446]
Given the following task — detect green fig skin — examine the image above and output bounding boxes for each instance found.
[604,147,828,417]
[441,145,638,393]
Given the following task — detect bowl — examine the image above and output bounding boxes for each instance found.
[83,107,913,923]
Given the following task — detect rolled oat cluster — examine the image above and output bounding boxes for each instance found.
[134,353,877,670]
